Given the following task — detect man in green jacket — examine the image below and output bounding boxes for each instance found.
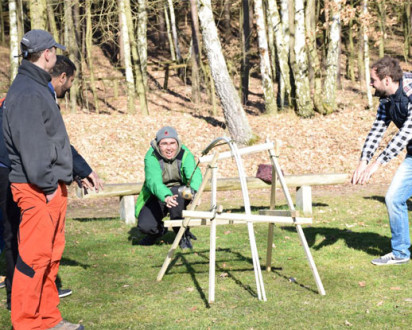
[135,126,202,248]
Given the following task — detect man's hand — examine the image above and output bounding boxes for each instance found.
[81,171,104,193]
[352,160,381,185]
[165,195,178,208]
[46,190,57,202]
[351,160,368,184]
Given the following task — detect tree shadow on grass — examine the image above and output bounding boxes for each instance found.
[282,226,391,256]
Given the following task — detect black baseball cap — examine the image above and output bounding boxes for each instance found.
[20,29,66,54]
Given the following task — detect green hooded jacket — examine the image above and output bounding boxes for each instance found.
[135,141,202,218]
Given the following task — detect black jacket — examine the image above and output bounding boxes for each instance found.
[2,60,73,194]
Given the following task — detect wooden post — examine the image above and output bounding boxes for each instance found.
[209,163,218,303]
[157,152,219,282]
[296,185,312,215]
[119,195,135,225]
[266,139,280,272]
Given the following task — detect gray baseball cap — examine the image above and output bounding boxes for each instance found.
[20,29,66,54]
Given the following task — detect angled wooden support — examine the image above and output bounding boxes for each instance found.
[156,152,219,282]
[266,143,326,295]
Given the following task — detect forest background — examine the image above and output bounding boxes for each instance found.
[0,0,411,188]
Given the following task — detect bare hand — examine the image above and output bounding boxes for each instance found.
[46,190,57,202]
[81,171,104,193]
[165,195,178,208]
[351,160,368,185]
[352,160,380,185]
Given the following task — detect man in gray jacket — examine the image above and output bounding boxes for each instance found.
[2,30,83,330]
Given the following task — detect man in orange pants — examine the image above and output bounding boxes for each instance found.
[2,30,83,329]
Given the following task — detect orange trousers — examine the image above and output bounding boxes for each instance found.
[10,183,67,330]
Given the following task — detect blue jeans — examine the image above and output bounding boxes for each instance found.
[385,155,412,258]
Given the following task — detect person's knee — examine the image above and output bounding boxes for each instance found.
[385,191,405,209]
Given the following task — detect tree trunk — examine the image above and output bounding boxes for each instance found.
[125,0,148,115]
[64,0,79,113]
[118,0,136,114]
[280,0,290,58]
[323,0,341,113]
[197,0,253,144]
[157,1,167,49]
[137,0,148,87]
[404,0,411,60]
[292,0,313,117]
[223,0,231,42]
[267,0,292,109]
[47,0,59,43]
[167,0,182,63]
[9,0,19,82]
[305,0,326,114]
[85,0,99,113]
[357,28,365,83]
[363,0,373,109]
[164,3,176,62]
[30,0,47,30]
[0,2,5,45]
[190,0,202,104]
[240,0,251,104]
[377,0,385,57]
[346,0,356,82]
[254,0,276,114]
[16,0,24,42]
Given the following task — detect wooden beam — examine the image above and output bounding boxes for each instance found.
[76,173,349,199]
[182,210,312,225]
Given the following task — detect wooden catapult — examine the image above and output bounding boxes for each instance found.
[157,137,326,302]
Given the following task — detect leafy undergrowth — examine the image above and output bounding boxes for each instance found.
[1,186,411,329]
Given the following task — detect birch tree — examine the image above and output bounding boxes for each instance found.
[137,0,148,86]
[267,0,292,108]
[30,0,47,30]
[305,0,326,113]
[362,0,373,109]
[190,0,202,104]
[197,0,253,144]
[64,0,79,113]
[118,0,136,114]
[292,0,313,117]
[167,0,182,64]
[323,0,342,113]
[254,0,277,114]
[9,0,19,82]
[125,0,148,115]
[85,0,99,112]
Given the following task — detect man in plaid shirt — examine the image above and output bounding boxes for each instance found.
[352,56,412,266]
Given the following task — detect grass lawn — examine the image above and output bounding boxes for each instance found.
[1,186,412,329]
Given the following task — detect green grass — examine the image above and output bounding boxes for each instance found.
[1,188,412,329]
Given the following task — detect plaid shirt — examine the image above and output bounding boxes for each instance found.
[361,73,412,164]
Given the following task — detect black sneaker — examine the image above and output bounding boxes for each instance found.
[58,288,73,298]
[179,236,193,249]
[137,235,159,246]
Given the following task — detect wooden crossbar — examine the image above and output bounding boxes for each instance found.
[181,210,312,225]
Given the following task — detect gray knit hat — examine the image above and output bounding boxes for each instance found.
[155,126,178,143]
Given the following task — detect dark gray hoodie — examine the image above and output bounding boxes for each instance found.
[2,60,73,194]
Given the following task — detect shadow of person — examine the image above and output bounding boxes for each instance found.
[282,226,391,256]
[364,195,412,211]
